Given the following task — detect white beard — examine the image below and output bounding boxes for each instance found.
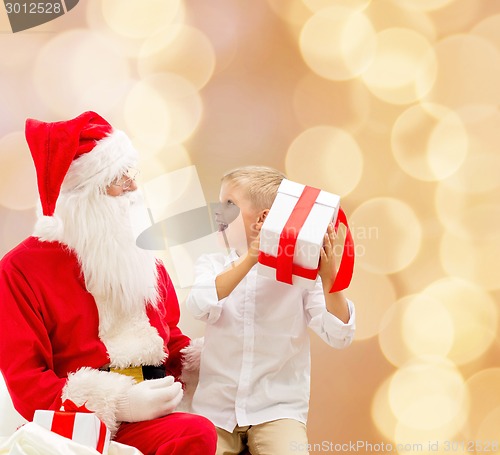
[53,189,166,367]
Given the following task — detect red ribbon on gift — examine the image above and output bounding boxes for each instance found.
[62,399,91,413]
[258,254,320,281]
[275,185,321,284]
[258,185,354,293]
[50,400,108,453]
[51,408,76,440]
[330,207,354,293]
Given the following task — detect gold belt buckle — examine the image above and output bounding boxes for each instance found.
[110,366,144,383]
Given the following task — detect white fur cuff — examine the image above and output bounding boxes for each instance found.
[62,367,135,436]
[177,337,203,413]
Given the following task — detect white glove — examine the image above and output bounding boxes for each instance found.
[116,376,184,423]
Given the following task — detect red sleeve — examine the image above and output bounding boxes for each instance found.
[156,265,190,380]
[0,263,65,420]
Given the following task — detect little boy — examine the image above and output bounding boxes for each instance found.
[186,166,356,455]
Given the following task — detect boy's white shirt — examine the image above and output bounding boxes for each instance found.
[186,250,356,433]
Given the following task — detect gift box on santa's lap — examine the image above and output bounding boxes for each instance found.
[33,400,111,454]
[257,179,354,293]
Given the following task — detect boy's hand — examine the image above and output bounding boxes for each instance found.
[245,216,265,265]
[318,223,337,289]
[319,223,350,322]
[216,220,263,300]
[247,229,261,264]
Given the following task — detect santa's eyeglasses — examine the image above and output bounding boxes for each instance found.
[110,169,140,190]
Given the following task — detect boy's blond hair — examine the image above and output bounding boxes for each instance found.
[222,165,286,212]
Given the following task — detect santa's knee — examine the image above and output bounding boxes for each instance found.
[187,414,218,447]
[169,413,217,454]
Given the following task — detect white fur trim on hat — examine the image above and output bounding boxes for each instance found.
[33,215,64,242]
[61,130,138,193]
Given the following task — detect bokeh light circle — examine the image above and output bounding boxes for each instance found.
[371,375,397,442]
[391,103,468,181]
[439,108,500,195]
[124,74,203,149]
[401,294,454,359]
[302,0,371,13]
[299,6,376,80]
[367,0,437,42]
[348,267,396,340]
[393,422,469,455]
[101,0,181,39]
[389,357,468,431]
[153,145,192,173]
[123,80,171,150]
[466,369,500,437]
[378,293,455,368]
[434,183,500,241]
[439,229,500,291]
[471,14,500,54]
[372,363,469,448]
[138,144,192,180]
[476,408,500,455]
[425,34,500,109]
[378,297,414,368]
[285,126,363,195]
[0,34,45,70]
[423,278,497,365]
[0,133,38,211]
[394,0,458,12]
[362,28,437,105]
[33,30,130,117]
[349,198,422,274]
[265,0,311,30]
[443,150,500,195]
[293,74,371,133]
[138,25,216,90]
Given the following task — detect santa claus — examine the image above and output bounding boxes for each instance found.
[0,112,216,454]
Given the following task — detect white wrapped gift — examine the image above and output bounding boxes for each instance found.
[258,179,354,291]
[33,401,110,454]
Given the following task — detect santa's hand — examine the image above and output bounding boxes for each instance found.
[116,375,183,422]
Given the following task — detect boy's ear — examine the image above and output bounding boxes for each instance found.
[258,209,270,223]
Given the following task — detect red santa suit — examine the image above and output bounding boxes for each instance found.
[0,112,216,455]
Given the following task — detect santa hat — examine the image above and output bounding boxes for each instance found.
[26,111,138,240]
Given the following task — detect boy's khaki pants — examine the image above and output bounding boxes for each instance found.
[216,418,309,455]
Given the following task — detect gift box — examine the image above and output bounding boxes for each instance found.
[33,400,110,454]
[258,179,354,292]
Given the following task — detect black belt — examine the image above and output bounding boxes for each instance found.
[99,365,166,381]
[142,365,167,380]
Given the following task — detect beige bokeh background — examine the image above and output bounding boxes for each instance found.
[1,0,500,452]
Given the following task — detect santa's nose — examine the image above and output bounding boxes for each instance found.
[125,179,138,192]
